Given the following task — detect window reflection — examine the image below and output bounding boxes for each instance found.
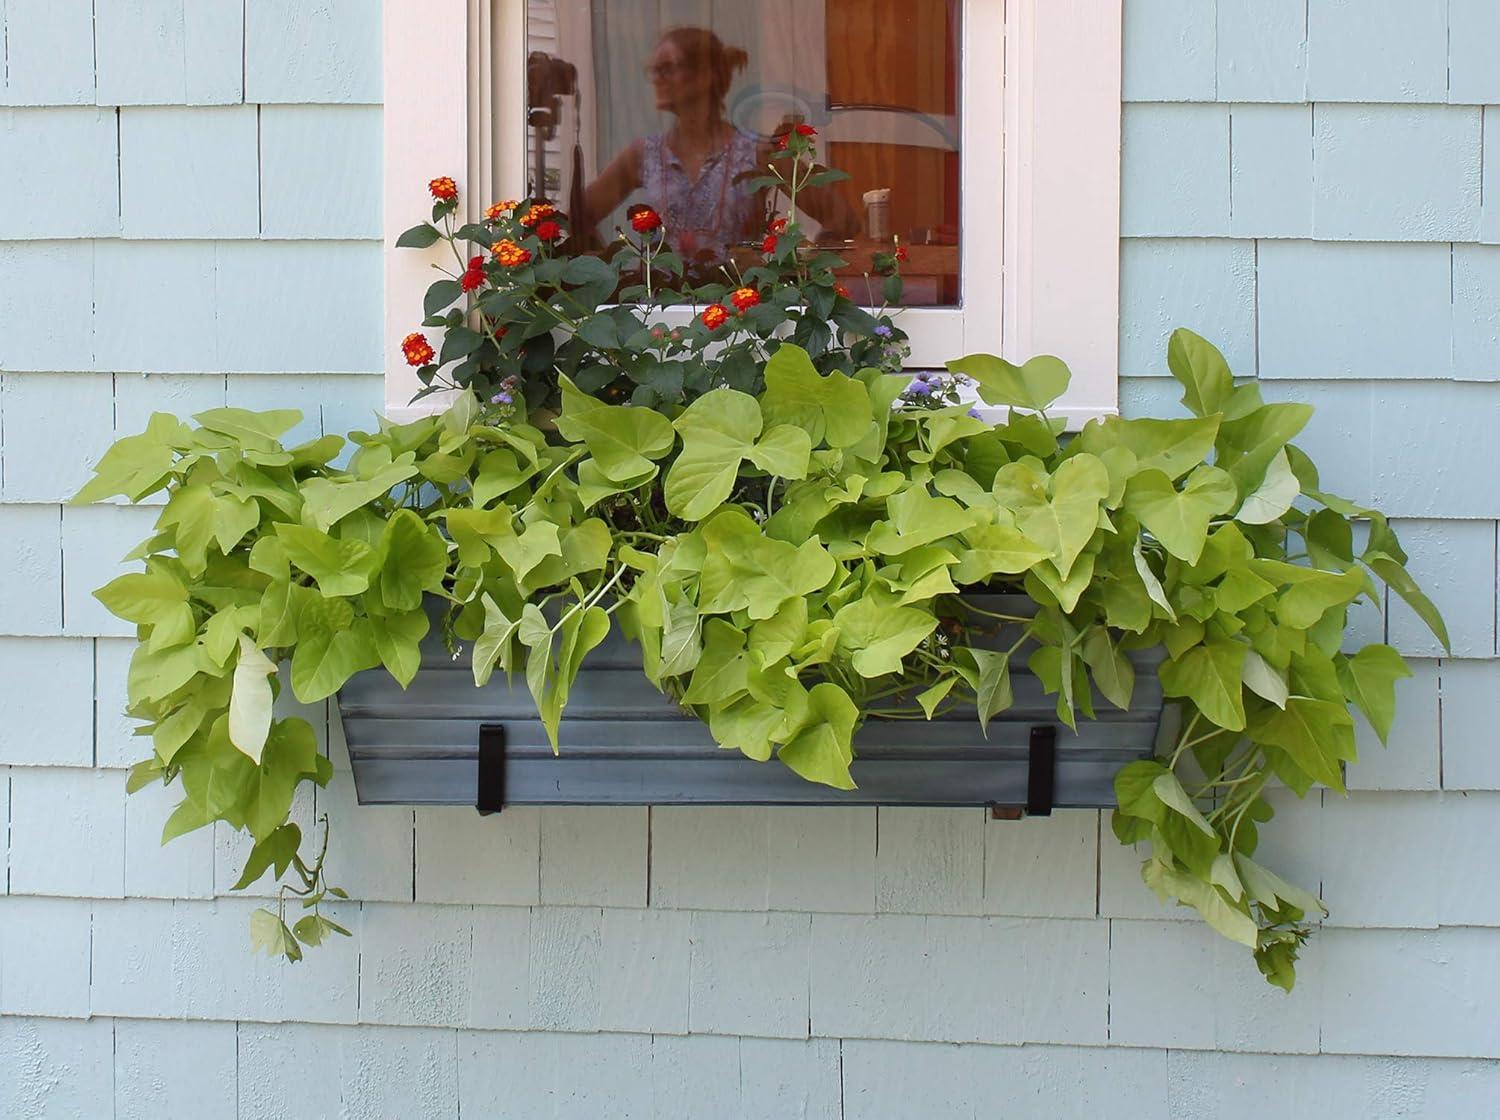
[520,0,961,306]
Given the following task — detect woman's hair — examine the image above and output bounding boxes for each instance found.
[657,27,749,105]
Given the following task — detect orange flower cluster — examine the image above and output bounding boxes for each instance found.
[401,332,434,367]
[428,177,458,202]
[730,287,760,313]
[518,203,556,228]
[485,199,518,222]
[700,304,730,330]
[491,239,532,268]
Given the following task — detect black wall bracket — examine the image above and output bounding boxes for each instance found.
[476,723,506,815]
[1025,724,1057,817]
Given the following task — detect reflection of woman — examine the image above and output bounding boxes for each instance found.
[583,27,854,267]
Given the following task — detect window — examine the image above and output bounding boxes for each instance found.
[521,1,962,307]
[384,0,1121,426]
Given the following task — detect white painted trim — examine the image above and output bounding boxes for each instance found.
[384,0,1122,424]
[383,0,467,416]
[1003,0,1123,420]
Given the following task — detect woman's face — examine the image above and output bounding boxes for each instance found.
[647,41,709,112]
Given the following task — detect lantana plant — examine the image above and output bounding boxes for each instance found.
[395,126,909,412]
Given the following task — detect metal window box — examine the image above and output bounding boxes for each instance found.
[336,596,1173,814]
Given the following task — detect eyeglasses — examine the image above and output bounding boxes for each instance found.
[645,60,693,81]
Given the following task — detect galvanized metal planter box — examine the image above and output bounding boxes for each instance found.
[336,595,1174,813]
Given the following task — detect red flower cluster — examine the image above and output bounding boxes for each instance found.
[730,287,761,313]
[700,304,730,330]
[518,202,556,228]
[774,123,817,151]
[401,332,434,367]
[535,219,563,242]
[629,205,662,233]
[762,216,788,253]
[485,200,518,222]
[461,255,486,292]
[895,245,909,263]
[834,281,851,300]
[429,177,458,202]
[491,239,531,268]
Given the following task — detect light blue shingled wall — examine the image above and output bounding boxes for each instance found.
[3,1,1500,1116]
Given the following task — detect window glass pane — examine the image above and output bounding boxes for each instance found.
[520,0,961,306]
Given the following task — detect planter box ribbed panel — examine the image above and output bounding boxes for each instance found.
[336,596,1173,811]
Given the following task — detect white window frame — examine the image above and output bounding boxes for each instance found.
[383,0,1121,427]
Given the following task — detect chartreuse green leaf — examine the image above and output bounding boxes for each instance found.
[1167,328,1234,418]
[1160,639,1247,731]
[950,524,1051,585]
[833,597,938,678]
[747,424,813,479]
[251,908,302,962]
[709,695,785,762]
[1124,466,1237,565]
[682,620,749,704]
[761,343,873,447]
[243,719,326,841]
[1251,697,1355,792]
[1074,415,1220,481]
[1235,853,1326,919]
[954,648,1013,727]
[290,598,380,702]
[95,571,193,641]
[1082,628,1134,711]
[1241,649,1289,709]
[1337,644,1411,744]
[1152,771,1214,836]
[664,389,764,519]
[473,594,521,687]
[1363,551,1450,652]
[276,524,376,597]
[916,676,958,718]
[1114,759,1169,822]
[374,510,448,610]
[129,640,211,703]
[749,599,808,665]
[370,607,430,689]
[1272,567,1367,629]
[697,509,836,620]
[228,634,277,763]
[498,523,564,593]
[1217,403,1313,494]
[232,823,303,891]
[778,683,859,789]
[1147,862,1259,949]
[299,461,417,532]
[472,448,540,507]
[866,485,978,554]
[74,413,187,503]
[576,459,656,509]
[947,353,1071,412]
[554,375,675,482]
[992,454,1109,580]
[193,407,302,450]
[527,605,611,752]
[1236,449,1300,525]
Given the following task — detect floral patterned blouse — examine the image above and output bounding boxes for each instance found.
[639,128,762,262]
